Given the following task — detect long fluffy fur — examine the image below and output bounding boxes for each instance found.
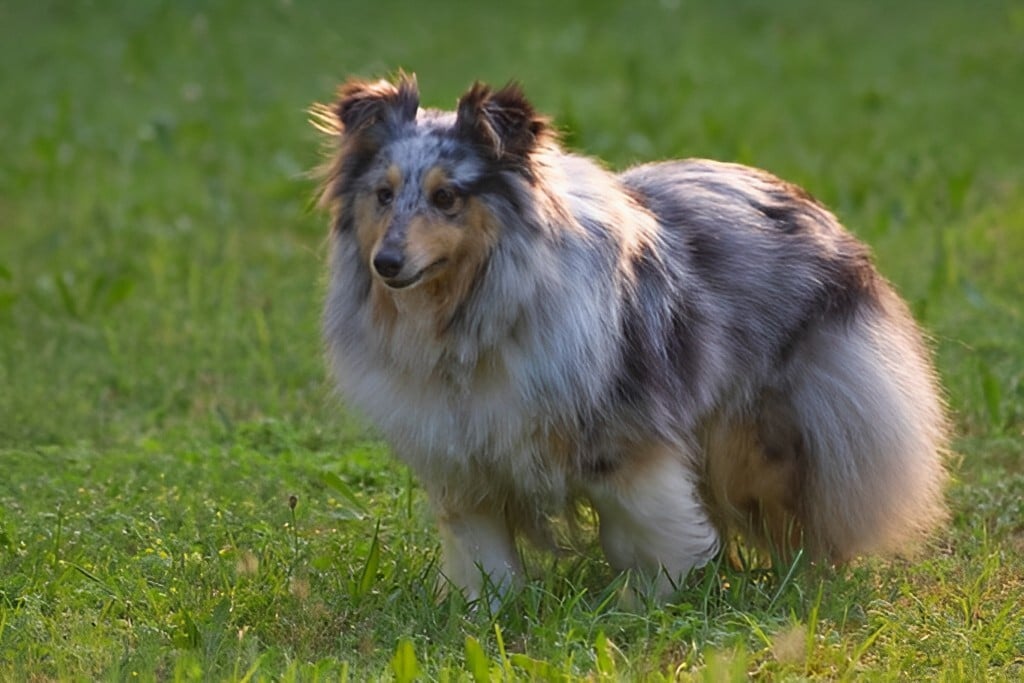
[316,73,949,600]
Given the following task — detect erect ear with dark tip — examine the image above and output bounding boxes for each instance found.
[455,81,548,160]
[333,72,420,134]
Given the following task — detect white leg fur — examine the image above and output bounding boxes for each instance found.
[586,445,720,598]
[437,509,522,606]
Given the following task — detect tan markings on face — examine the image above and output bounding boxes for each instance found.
[404,214,461,275]
[353,177,401,327]
[361,194,397,327]
[415,196,502,329]
[385,163,402,190]
[422,166,466,214]
[353,164,403,261]
[353,193,387,263]
[423,166,448,196]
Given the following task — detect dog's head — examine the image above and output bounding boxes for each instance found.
[313,73,551,292]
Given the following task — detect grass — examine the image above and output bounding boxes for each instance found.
[1,0,1022,679]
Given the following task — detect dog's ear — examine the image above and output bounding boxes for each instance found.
[312,72,419,137]
[337,72,419,132]
[455,81,548,161]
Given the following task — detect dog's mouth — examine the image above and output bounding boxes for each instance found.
[379,259,449,290]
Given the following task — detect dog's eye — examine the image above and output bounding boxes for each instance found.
[431,187,457,212]
[376,188,393,206]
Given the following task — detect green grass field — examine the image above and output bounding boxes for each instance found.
[2,0,1023,679]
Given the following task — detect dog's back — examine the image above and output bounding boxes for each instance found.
[615,159,948,560]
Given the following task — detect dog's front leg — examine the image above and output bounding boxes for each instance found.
[436,508,522,608]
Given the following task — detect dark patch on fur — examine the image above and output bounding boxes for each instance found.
[613,243,705,421]
[664,304,707,399]
[582,456,619,477]
[757,392,804,463]
[629,171,881,368]
[334,148,382,204]
[753,195,811,234]
[776,244,880,362]
[334,205,355,234]
[459,170,524,214]
[750,184,833,238]
[348,254,373,303]
[682,225,732,278]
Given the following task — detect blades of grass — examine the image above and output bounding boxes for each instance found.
[464,635,490,683]
[69,562,120,600]
[494,623,512,679]
[54,271,79,319]
[557,580,588,615]
[768,548,805,610]
[176,610,201,650]
[251,307,278,405]
[87,271,135,315]
[353,520,381,600]
[594,571,628,613]
[0,262,14,318]
[979,359,1003,430]
[172,651,203,681]
[390,639,420,683]
[510,653,558,680]
[804,581,824,674]
[319,471,369,518]
[701,645,750,683]
[0,603,8,644]
[50,506,64,574]
[840,623,888,682]
[405,468,415,520]
[594,630,619,680]
[186,260,202,321]
[237,650,271,683]
[738,614,772,651]
[699,555,725,614]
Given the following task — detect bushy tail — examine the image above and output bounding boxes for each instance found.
[787,290,949,560]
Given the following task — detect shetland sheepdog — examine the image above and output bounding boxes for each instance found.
[312,73,948,602]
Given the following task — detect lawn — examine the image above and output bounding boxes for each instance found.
[1,0,1023,679]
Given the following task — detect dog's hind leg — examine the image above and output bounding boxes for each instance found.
[436,508,522,608]
[703,402,805,559]
[585,442,720,599]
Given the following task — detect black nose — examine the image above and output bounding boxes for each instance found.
[372,249,404,279]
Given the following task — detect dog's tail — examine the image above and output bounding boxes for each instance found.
[706,286,949,561]
[784,287,950,560]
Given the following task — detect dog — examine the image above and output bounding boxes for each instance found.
[312,73,948,603]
